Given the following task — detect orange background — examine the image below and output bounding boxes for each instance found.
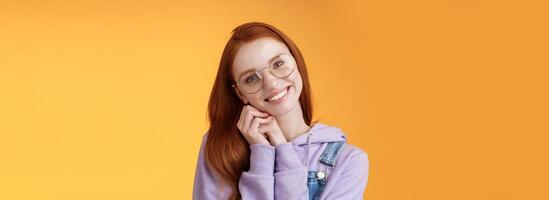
[1,0,548,199]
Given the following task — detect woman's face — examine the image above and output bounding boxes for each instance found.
[232,37,303,117]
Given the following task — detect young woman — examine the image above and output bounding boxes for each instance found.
[193,22,369,200]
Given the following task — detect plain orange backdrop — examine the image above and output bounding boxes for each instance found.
[1,0,548,199]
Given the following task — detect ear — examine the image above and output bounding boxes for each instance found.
[232,84,248,104]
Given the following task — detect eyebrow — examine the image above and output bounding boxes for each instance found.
[237,53,286,80]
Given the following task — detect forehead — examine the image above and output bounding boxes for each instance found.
[232,37,291,77]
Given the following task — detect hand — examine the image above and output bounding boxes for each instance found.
[237,105,288,146]
[257,116,288,146]
[237,105,272,145]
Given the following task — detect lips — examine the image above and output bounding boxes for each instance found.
[264,86,291,102]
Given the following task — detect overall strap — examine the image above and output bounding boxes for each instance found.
[309,141,346,200]
[318,141,346,167]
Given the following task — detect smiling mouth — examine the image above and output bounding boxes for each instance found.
[264,86,290,102]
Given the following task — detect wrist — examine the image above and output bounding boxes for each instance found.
[272,136,288,146]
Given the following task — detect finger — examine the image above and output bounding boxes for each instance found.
[246,105,270,117]
[267,116,277,125]
[255,117,273,130]
[242,108,256,133]
[249,110,270,118]
[237,106,250,130]
[250,117,272,138]
[249,117,267,135]
[259,116,279,133]
[243,107,270,131]
[239,105,270,135]
[257,119,274,134]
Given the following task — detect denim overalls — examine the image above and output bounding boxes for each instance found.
[307,141,345,200]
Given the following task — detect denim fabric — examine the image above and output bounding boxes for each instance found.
[307,171,326,200]
[307,141,345,200]
[319,141,346,167]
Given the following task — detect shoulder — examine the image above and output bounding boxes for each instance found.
[338,143,369,169]
[200,131,209,145]
[196,131,209,154]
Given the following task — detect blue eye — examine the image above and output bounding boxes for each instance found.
[273,61,284,68]
[245,74,260,83]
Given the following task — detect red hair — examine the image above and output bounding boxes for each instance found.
[206,22,315,199]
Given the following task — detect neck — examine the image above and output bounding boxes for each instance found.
[274,103,312,142]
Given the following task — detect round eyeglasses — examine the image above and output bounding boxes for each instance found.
[232,54,296,94]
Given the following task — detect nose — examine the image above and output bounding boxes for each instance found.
[261,70,283,91]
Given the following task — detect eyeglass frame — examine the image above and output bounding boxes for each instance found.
[231,53,296,94]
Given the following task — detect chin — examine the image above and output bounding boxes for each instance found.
[268,107,291,117]
[265,99,298,117]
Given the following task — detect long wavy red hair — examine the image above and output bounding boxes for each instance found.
[205,22,314,199]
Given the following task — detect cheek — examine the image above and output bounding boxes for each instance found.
[288,68,301,83]
[250,94,262,101]
[249,94,265,105]
[290,73,303,97]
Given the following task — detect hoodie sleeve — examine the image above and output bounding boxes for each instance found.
[193,134,230,199]
[274,142,309,200]
[323,150,370,200]
[192,133,276,200]
[238,143,276,200]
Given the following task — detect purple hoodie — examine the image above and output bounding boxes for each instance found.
[193,122,369,200]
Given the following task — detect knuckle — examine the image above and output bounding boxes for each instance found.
[253,118,260,123]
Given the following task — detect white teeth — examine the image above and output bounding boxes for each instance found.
[267,88,288,102]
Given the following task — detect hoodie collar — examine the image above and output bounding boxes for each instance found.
[290,122,347,146]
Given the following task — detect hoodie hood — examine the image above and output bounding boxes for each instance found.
[289,122,347,169]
